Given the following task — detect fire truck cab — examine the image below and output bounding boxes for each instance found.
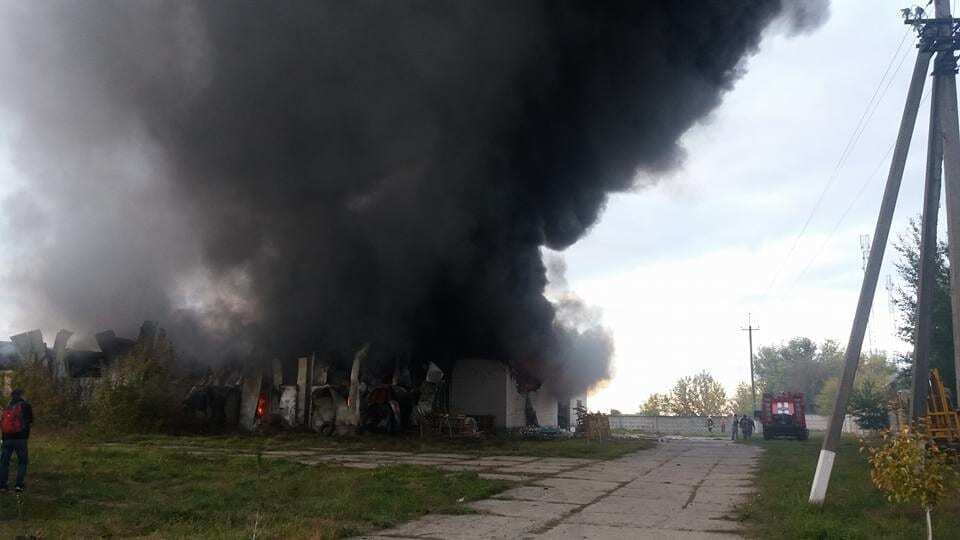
[760,392,808,440]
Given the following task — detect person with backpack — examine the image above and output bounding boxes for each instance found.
[0,389,33,492]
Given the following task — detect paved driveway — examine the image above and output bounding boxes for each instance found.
[355,438,761,539]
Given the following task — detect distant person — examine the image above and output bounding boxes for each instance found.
[740,414,754,440]
[0,389,33,492]
[720,418,726,433]
[706,417,714,433]
[731,414,739,440]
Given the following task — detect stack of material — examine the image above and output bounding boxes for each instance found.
[575,404,610,441]
[517,426,564,440]
[926,368,960,448]
[419,412,479,438]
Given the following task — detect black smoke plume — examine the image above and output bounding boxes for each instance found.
[0,1,828,396]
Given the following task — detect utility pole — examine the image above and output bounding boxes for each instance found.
[810,0,960,503]
[741,314,759,414]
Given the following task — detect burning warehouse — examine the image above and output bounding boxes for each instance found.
[201,348,587,435]
[2,319,586,437]
[0,1,827,421]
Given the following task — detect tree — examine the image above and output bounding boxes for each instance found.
[848,377,890,431]
[669,371,727,416]
[639,393,672,416]
[754,338,844,413]
[815,352,897,429]
[815,377,839,416]
[729,382,754,415]
[893,218,957,398]
[609,408,621,415]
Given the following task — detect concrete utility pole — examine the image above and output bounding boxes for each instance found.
[810,0,960,504]
[741,314,759,413]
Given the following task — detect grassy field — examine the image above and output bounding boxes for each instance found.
[0,435,509,538]
[737,435,960,539]
[0,431,650,538]
[115,431,654,459]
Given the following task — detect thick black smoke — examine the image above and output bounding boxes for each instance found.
[0,1,827,396]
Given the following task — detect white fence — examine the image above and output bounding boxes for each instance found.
[609,414,866,436]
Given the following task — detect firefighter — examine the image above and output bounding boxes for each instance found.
[0,389,33,493]
[740,414,754,440]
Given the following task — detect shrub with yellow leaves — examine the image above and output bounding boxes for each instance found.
[860,426,956,540]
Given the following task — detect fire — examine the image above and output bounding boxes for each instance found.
[255,393,268,418]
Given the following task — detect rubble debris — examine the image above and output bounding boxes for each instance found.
[413,362,444,426]
[52,329,73,380]
[343,344,368,430]
[239,371,263,431]
[184,383,241,428]
[296,356,309,426]
[94,330,135,364]
[271,358,283,390]
[277,385,297,427]
[10,329,45,363]
[517,426,566,440]
[419,412,480,438]
[310,385,343,435]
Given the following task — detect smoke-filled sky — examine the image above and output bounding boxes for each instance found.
[0,1,828,398]
[576,0,941,411]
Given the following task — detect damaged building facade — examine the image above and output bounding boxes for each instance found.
[2,322,586,437]
[0,322,167,402]
[231,350,587,435]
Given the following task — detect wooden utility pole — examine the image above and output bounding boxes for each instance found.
[810,0,959,503]
[741,314,759,413]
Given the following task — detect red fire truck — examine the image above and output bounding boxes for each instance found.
[760,392,808,440]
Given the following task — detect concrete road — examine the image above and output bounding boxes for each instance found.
[355,438,762,539]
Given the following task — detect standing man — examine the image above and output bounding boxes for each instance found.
[731,414,739,441]
[740,414,754,440]
[0,389,33,492]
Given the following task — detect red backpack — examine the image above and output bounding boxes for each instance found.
[1,403,24,435]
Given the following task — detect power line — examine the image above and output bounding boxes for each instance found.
[791,84,933,286]
[765,28,912,295]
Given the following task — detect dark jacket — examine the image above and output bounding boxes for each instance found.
[2,398,33,440]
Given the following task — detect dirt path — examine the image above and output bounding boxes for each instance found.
[355,438,762,540]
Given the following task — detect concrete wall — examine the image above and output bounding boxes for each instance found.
[609,415,729,435]
[610,413,867,436]
[450,358,509,427]
[805,414,867,436]
[530,388,559,428]
[450,358,561,428]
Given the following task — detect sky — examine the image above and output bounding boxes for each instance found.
[0,1,943,412]
[566,1,940,413]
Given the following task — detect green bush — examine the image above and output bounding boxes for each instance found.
[12,358,87,426]
[89,335,184,435]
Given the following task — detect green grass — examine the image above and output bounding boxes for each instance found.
[737,435,960,539]
[0,435,510,538]
[113,431,653,459]
[0,430,651,538]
